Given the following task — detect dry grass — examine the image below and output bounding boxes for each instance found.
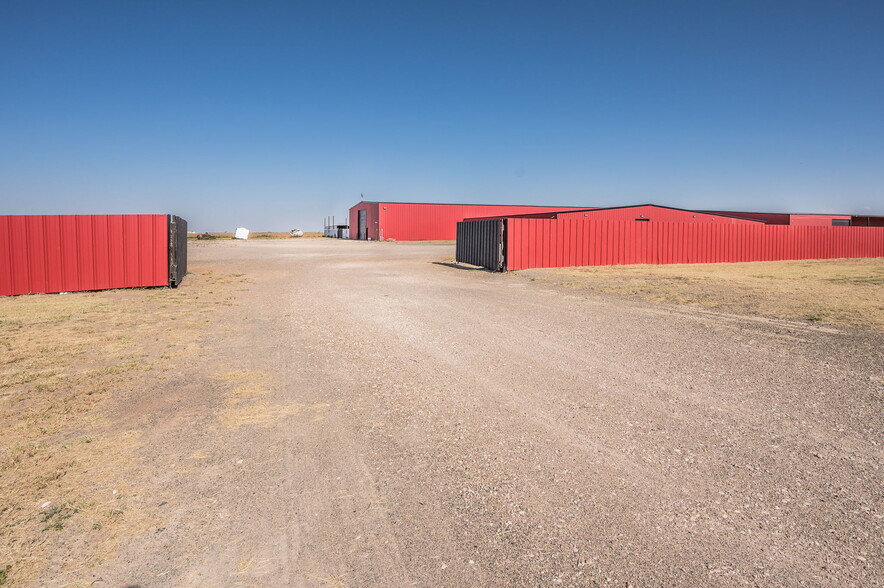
[216,370,327,429]
[0,269,243,586]
[520,258,884,330]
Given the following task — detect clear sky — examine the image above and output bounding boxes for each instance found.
[1,1,882,231]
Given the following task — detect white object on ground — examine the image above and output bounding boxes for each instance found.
[234,227,250,240]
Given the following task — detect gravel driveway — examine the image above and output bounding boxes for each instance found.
[86,239,883,587]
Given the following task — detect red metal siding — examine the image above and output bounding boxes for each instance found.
[465,211,570,221]
[356,202,585,241]
[789,214,851,226]
[0,215,169,295]
[348,202,380,240]
[556,205,761,224]
[506,219,884,270]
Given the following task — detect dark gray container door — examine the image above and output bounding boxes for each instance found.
[169,215,188,287]
[455,219,505,271]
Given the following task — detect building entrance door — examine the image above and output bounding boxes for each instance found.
[358,210,367,240]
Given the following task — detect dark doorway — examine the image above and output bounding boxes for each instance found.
[358,210,367,240]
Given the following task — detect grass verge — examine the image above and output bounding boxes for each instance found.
[519,258,884,330]
[0,269,243,585]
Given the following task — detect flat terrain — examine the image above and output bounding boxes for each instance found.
[189,232,322,240]
[519,258,884,330]
[1,239,882,587]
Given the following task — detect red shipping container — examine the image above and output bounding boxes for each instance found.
[505,218,884,270]
[0,214,171,296]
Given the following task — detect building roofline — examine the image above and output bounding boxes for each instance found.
[491,203,768,223]
[351,201,586,209]
[699,209,858,217]
[352,200,881,218]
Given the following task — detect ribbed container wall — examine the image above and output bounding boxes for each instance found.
[0,215,169,295]
[455,219,504,271]
[506,219,884,270]
[168,215,188,287]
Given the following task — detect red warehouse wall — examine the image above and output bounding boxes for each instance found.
[556,205,762,224]
[348,202,380,241]
[353,202,586,241]
[0,215,169,296]
[789,214,852,226]
[506,218,884,270]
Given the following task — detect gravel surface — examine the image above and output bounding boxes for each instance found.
[85,239,883,587]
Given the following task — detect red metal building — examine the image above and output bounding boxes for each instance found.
[455,203,884,271]
[0,214,187,296]
[504,219,883,270]
[348,201,587,241]
[701,210,853,226]
[532,204,763,224]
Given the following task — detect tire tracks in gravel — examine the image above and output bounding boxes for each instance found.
[83,240,882,587]
[309,244,883,586]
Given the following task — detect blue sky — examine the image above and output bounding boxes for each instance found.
[1,1,882,231]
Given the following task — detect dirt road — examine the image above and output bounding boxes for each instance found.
[70,240,884,586]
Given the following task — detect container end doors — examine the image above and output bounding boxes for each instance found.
[169,215,188,286]
[455,219,505,271]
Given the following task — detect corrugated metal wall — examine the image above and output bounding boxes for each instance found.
[506,218,884,270]
[0,214,170,295]
[348,202,380,240]
[789,214,852,226]
[369,203,585,241]
[169,215,188,287]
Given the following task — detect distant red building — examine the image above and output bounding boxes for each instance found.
[701,210,853,226]
[349,201,882,242]
[348,201,587,241]
[453,203,884,271]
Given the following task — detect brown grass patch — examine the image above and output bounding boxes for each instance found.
[214,370,330,429]
[520,258,884,330]
[0,268,239,585]
[220,402,304,428]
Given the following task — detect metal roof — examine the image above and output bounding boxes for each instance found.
[355,201,586,208]
[472,203,768,223]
